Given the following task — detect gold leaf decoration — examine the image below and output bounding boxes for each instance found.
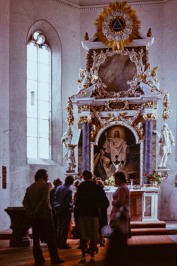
[95,1,140,50]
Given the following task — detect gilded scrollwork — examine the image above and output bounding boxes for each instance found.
[144,101,158,109]
[93,110,139,128]
[119,113,139,126]
[143,113,157,121]
[129,104,144,110]
[79,116,92,124]
[66,96,74,126]
[78,105,91,113]
[162,91,172,121]
[105,99,129,111]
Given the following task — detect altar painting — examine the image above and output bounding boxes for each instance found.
[94,125,140,184]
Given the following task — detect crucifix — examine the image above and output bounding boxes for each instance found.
[112,155,124,172]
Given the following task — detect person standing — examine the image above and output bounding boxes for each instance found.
[110,171,131,238]
[74,170,109,263]
[22,169,64,265]
[72,179,81,240]
[96,179,109,246]
[50,178,63,240]
[104,206,130,266]
[103,171,131,266]
[53,175,74,249]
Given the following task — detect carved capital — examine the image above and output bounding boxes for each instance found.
[79,116,92,124]
[143,113,157,121]
[78,105,91,113]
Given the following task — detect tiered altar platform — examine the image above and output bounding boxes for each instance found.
[130,220,167,236]
[128,235,177,266]
[1,233,177,266]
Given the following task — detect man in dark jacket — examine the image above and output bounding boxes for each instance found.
[53,175,74,249]
[23,169,64,265]
[74,170,109,263]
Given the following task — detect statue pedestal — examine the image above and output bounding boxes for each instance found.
[4,207,31,247]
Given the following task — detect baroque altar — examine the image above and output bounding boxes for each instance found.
[62,2,175,221]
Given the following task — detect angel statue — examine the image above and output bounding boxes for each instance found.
[61,126,76,173]
[153,123,175,168]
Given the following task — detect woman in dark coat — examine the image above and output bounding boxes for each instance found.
[96,179,109,246]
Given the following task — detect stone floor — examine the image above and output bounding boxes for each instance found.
[0,238,106,266]
[0,221,177,266]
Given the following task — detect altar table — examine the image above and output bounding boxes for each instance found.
[105,186,160,222]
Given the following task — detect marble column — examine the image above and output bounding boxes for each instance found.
[82,122,90,172]
[144,120,153,175]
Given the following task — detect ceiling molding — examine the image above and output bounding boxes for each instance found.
[50,0,170,10]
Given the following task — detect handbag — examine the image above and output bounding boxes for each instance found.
[101,224,113,238]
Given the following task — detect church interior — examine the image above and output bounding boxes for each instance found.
[1,0,177,265]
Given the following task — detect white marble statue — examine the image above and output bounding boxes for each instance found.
[65,144,76,173]
[61,126,76,173]
[77,69,91,92]
[154,123,175,168]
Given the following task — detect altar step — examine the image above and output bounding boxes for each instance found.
[1,221,177,240]
[130,220,171,236]
[130,220,166,229]
[131,227,168,235]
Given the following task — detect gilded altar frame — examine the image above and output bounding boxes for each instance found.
[68,32,165,185]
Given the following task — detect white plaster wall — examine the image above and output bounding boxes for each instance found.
[157,0,177,221]
[0,0,81,230]
[0,0,11,230]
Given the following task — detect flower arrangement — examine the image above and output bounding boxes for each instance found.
[145,171,161,185]
[105,175,115,186]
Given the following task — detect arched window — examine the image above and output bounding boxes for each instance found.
[27,31,51,159]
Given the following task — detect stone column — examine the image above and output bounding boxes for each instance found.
[82,122,90,172]
[144,120,153,175]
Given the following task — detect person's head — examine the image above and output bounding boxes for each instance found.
[73,179,81,189]
[48,182,53,189]
[34,169,48,182]
[114,130,120,138]
[53,178,63,188]
[113,171,127,186]
[82,170,93,181]
[65,175,74,186]
[97,179,104,189]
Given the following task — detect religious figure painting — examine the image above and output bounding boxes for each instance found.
[98,54,137,93]
[94,125,140,184]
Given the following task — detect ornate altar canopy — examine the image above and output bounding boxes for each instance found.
[62,1,174,222]
[65,2,170,185]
